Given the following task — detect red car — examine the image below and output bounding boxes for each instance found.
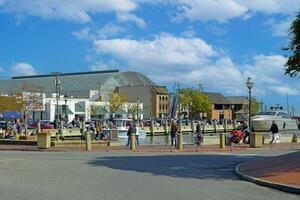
[28,123,54,129]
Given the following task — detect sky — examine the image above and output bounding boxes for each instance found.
[0,0,300,114]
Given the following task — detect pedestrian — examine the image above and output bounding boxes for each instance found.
[135,124,140,146]
[269,120,279,144]
[195,121,203,149]
[242,121,250,144]
[126,123,133,146]
[170,120,178,148]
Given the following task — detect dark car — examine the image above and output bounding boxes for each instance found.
[28,122,54,129]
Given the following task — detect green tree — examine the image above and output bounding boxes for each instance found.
[108,92,127,115]
[243,98,260,116]
[284,12,300,76]
[90,105,100,118]
[178,88,212,118]
[127,104,141,116]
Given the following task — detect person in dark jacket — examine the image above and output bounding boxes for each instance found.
[126,123,133,146]
[195,122,203,149]
[170,120,178,148]
[269,120,279,144]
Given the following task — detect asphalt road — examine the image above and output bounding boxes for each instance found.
[0,150,298,200]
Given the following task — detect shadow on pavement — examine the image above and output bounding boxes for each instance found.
[87,154,259,181]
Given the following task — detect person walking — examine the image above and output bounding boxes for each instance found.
[269,120,279,144]
[126,123,134,146]
[242,121,250,144]
[135,124,140,146]
[195,121,203,150]
[170,120,178,148]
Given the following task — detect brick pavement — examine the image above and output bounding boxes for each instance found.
[239,144,300,188]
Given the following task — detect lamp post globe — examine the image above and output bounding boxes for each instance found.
[246,77,254,133]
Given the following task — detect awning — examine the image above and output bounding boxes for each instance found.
[75,102,85,112]
[235,109,246,114]
[115,108,127,115]
[94,106,108,115]
[2,111,22,119]
[55,105,74,115]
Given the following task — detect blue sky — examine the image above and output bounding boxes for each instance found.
[0,0,300,114]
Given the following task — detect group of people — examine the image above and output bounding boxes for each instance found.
[169,120,204,149]
[126,122,140,146]
[234,120,280,144]
[0,120,24,139]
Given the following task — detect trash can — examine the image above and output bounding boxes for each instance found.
[37,132,51,149]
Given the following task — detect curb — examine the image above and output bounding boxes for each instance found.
[235,163,300,195]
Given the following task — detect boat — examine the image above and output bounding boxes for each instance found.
[101,118,146,139]
[252,110,299,131]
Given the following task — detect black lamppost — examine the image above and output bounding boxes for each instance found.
[136,98,140,127]
[64,93,68,122]
[53,72,61,129]
[246,77,254,132]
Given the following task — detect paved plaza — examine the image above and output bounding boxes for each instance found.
[0,149,299,200]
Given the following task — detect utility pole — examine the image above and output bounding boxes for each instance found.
[97,81,102,101]
[287,93,290,116]
[260,99,264,111]
[53,72,61,129]
[198,83,204,92]
[291,106,296,117]
[173,81,180,94]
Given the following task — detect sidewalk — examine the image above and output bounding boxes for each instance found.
[0,143,257,152]
[1,141,300,194]
[237,146,300,194]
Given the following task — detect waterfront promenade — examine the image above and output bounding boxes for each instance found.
[0,145,299,200]
[0,142,299,199]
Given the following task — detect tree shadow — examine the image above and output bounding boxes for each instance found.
[87,154,259,181]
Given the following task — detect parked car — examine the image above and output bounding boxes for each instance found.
[28,122,54,129]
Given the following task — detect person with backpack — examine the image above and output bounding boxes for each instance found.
[170,120,178,148]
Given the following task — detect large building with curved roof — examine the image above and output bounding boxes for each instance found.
[0,70,155,101]
[0,70,168,119]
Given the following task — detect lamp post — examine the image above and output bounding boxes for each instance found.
[64,93,68,122]
[246,77,254,132]
[190,102,193,120]
[136,98,140,127]
[53,72,61,129]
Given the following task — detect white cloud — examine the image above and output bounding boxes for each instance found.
[174,0,248,23]
[137,0,300,23]
[265,18,293,37]
[181,26,196,38]
[268,86,299,96]
[0,0,137,23]
[92,33,299,96]
[90,62,109,71]
[0,66,3,73]
[117,12,146,27]
[73,24,125,41]
[11,62,37,76]
[236,0,300,15]
[93,34,216,72]
[72,27,94,40]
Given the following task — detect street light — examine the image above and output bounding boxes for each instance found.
[136,98,140,127]
[64,93,68,122]
[190,102,193,120]
[53,72,61,129]
[246,77,254,132]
